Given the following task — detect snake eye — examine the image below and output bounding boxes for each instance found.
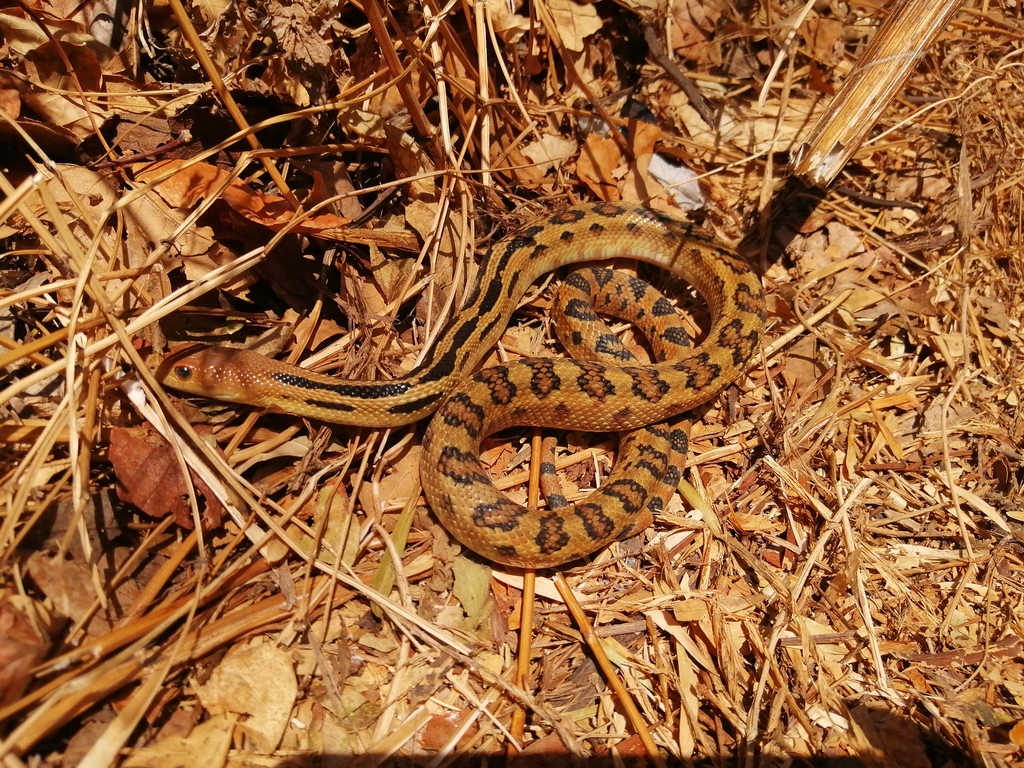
[174,365,193,381]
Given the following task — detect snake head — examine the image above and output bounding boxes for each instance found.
[154,344,261,403]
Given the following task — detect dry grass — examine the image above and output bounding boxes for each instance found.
[1,0,1022,766]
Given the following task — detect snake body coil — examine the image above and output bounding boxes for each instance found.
[159,202,765,567]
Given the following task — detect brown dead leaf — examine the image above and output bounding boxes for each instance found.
[850,702,930,768]
[669,0,725,63]
[487,0,531,43]
[451,554,491,625]
[260,4,333,107]
[358,445,421,518]
[109,424,225,529]
[577,132,623,201]
[365,227,418,305]
[0,72,20,119]
[136,159,421,251]
[781,335,827,399]
[122,714,234,768]
[886,170,952,202]
[384,124,437,201]
[521,133,578,177]
[418,709,479,751]
[195,641,297,752]
[727,511,785,536]
[0,595,50,708]
[511,732,571,760]
[788,222,866,275]
[340,256,389,319]
[293,478,360,566]
[24,551,107,631]
[1010,719,1024,748]
[546,0,603,52]
[287,310,350,356]
[135,159,347,232]
[622,120,665,203]
[495,141,548,187]
[0,10,50,56]
[803,16,845,67]
[19,44,103,137]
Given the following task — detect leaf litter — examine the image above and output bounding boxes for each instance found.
[0,0,1022,765]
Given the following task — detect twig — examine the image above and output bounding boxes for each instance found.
[642,23,715,126]
[553,573,666,766]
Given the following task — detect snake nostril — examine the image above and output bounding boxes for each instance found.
[174,365,193,381]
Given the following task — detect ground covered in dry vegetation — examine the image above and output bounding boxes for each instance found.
[1,0,1023,765]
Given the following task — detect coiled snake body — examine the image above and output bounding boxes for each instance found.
[159,202,765,567]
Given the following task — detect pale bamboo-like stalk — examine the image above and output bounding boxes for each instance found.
[791,0,966,185]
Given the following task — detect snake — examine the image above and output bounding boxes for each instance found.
[157,201,766,568]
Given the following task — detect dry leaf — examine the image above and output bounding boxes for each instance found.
[577,133,623,200]
[0,595,50,708]
[727,512,784,535]
[109,425,225,529]
[546,0,603,52]
[195,641,298,752]
[669,0,725,63]
[451,555,491,624]
[291,487,359,568]
[122,714,235,768]
[521,134,577,176]
[621,119,664,203]
[134,159,354,237]
[418,709,479,751]
[512,732,571,759]
[357,445,421,518]
[487,0,531,43]
[384,123,437,200]
[803,16,845,67]
[1010,719,1024,748]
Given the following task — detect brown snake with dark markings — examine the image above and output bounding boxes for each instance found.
[158,201,766,567]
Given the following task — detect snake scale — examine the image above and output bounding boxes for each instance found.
[158,201,766,567]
